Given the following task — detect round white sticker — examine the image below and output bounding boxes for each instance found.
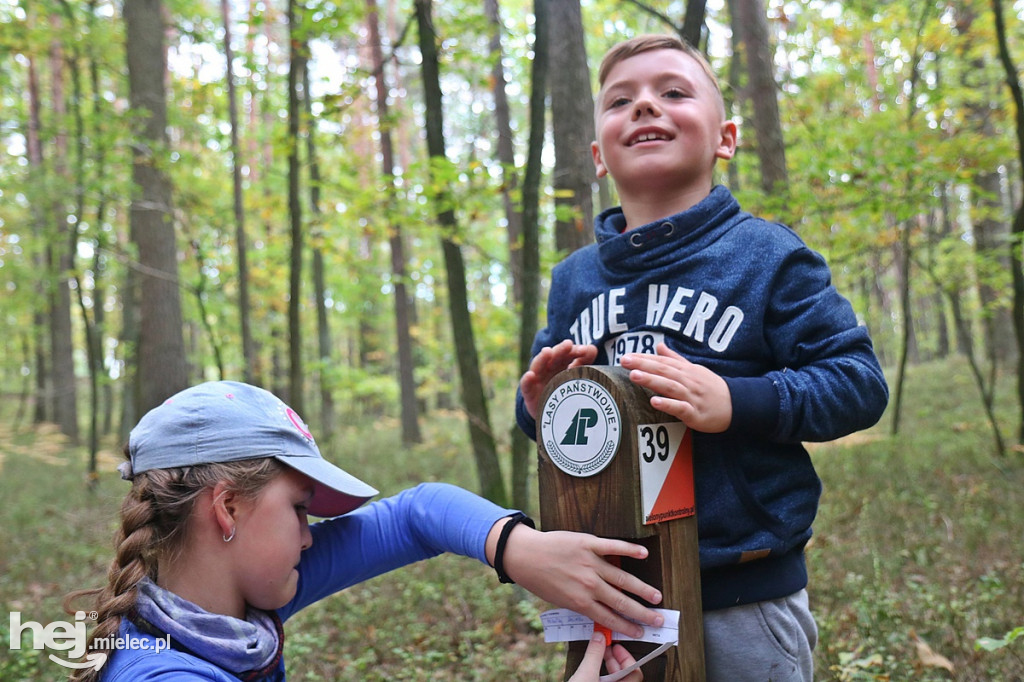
[539,378,621,477]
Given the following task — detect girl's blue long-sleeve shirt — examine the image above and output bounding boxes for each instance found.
[516,185,888,610]
[99,483,510,680]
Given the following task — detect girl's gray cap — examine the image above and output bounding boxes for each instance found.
[128,381,378,517]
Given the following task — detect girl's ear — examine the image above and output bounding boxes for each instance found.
[211,481,239,540]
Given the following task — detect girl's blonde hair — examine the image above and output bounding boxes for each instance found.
[62,447,283,682]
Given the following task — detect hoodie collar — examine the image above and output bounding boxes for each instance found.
[595,185,741,270]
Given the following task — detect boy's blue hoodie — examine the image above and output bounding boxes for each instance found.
[516,185,888,611]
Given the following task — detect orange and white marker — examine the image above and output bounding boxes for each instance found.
[637,422,695,526]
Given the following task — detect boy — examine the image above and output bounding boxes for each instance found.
[516,35,889,681]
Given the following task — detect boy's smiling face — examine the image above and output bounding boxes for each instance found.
[592,48,737,207]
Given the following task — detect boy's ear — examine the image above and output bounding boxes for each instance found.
[716,119,739,161]
[591,140,608,179]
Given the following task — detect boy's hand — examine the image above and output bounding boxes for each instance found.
[621,343,732,433]
[567,633,644,682]
[493,522,665,639]
[520,340,597,418]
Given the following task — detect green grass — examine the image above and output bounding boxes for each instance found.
[808,359,1024,681]
[1,358,1023,680]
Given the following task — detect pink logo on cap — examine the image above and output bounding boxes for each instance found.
[286,408,314,440]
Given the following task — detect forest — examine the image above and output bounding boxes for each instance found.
[2,0,1024,678]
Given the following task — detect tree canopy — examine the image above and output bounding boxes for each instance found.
[1,0,1022,480]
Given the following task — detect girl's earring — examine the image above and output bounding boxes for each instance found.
[223,527,236,543]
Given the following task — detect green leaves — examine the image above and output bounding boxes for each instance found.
[975,626,1024,652]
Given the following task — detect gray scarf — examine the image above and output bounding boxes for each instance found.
[134,577,281,677]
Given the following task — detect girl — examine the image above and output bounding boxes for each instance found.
[65,381,650,680]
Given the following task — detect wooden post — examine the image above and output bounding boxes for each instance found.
[537,365,705,681]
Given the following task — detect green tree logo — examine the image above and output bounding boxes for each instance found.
[560,408,599,445]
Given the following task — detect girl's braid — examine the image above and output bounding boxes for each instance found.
[64,473,160,682]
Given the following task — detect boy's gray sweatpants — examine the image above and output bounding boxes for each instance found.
[703,589,817,682]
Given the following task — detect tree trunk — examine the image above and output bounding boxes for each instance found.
[86,0,115,437]
[286,0,305,413]
[888,17,928,436]
[681,0,708,48]
[416,0,506,505]
[190,240,226,378]
[123,0,188,415]
[119,225,140,442]
[389,6,427,418]
[220,0,257,385]
[302,53,337,441]
[920,246,1008,457]
[955,6,1016,366]
[991,0,1024,444]
[549,0,594,253]
[46,11,80,444]
[58,0,101,477]
[725,0,742,191]
[930,187,952,359]
[25,54,50,425]
[246,0,270,387]
[867,251,893,366]
[17,334,33,427]
[889,215,914,436]
[485,0,524,305]
[485,0,532,509]
[368,0,421,445]
[311,245,335,437]
[732,0,788,194]
[973,168,1016,363]
[511,0,549,512]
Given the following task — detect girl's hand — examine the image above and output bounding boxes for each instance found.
[488,521,664,638]
[567,633,643,682]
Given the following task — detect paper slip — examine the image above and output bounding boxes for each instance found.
[539,608,679,645]
[539,608,679,682]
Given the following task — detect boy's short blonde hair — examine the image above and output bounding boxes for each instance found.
[597,34,725,113]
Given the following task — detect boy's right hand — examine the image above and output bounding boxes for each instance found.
[621,343,732,433]
[520,340,597,419]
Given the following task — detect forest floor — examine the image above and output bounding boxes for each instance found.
[1,357,1022,681]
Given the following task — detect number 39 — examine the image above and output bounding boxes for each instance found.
[639,425,670,462]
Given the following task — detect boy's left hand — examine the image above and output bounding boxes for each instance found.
[520,340,598,419]
[621,343,731,433]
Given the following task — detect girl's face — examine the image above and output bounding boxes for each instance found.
[230,467,315,612]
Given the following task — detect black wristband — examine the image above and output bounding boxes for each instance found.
[494,512,535,584]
